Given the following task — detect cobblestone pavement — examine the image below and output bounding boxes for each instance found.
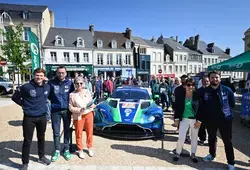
[0,104,249,170]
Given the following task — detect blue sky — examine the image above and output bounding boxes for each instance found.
[5,0,250,56]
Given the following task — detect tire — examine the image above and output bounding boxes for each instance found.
[0,86,7,95]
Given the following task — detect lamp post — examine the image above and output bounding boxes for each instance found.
[0,12,14,45]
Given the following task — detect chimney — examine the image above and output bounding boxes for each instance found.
[194,34,200,51]
[125,28,132,39]
[207,43,214,48]
[225,48,230,55]
[176,36,178,42]
[89,24,94,35]
[151,36,155,42]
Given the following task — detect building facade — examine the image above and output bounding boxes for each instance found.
[43,27,93,79]
[0,3,54,82]
[93,27,135,80]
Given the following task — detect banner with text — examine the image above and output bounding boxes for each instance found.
[28,31,41,73]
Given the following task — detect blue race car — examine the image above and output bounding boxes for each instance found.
[94,86,164,139]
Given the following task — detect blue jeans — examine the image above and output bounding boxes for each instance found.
[46,101,51,121]
[51,110,71,151]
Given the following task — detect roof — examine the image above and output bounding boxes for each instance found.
[245,28,250,34]
[163,38,199,54]
[93,31,131,49]
[142,39,164,48]
[43,27,93,48]
[198,40,230,58]
[0,3,47,22]
[0,3,47,12]
[131,36,150,47]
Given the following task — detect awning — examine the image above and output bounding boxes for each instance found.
[208,51,250,72]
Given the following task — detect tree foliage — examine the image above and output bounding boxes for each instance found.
[0,23,31,74]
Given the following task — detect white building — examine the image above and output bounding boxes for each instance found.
[184,34,244,79]
[157,35,202,78]
[93,27,135,79]
[43,27,93,78]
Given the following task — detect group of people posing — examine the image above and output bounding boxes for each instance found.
[12,66,236,170]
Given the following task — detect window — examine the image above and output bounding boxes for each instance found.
[142,61,146,70]
[204,58,207,64]
[55,36,63,46]
[157,53,161,62]
[50,52,57,62]
[175,54,178,61]
[175,65,178,73]
[153,65,156,74]
[194,65,197,73]
[208,58,211,64]
[180,55,183,61]
[112,40,117,48]
[23,11,29,19]
[164,66,167,73]
[212,58,214,64]
[180,65,183,73]
[146,61,150,70]
[158,65,161,70]
[215,59,218,63]
[139,48,146,54]
[97,39,103,48]
[189,65,192,73]
[169,65,172,73]
[77,37,84,47]
[116,54,122,65]
[97,54,103,65]
[63,52,70,62]
[107,54,113,65]
[74,53,80,62]
[184,55,187,61]
[184,65,187,72]
[125,54,131,65]
[23,27,31,41]
[152,52,156,61]
[198,65,201,72]
[125,40,131,49]
[83,53,89,62]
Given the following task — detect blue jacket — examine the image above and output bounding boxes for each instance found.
[19,80,50,117]
[95,80,102,92]
[197,85,235,122]
[48,78,75,113]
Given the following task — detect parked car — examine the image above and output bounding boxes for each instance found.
[0,77,13,95]
[94,86,164,139]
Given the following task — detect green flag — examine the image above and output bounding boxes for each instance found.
[28,31,41,73]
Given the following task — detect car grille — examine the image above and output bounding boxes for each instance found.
[102,124,152,134]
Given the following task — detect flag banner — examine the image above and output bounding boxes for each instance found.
[28,31,41,73]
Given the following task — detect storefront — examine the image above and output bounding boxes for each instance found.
[94,66,135,80]
[136,54,151,82]
[45,64,93,79]
[154,73,175,79]
[137,70,150,82]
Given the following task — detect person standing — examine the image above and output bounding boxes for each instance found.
[49,66,75,162]
[94,76,102,103]
[137,76,143,86]
[196,71,236,170]
[84,76,93,94]
[12,68,51,170]
[69,76,95,159]
[197,76,210,145]
[173,78,200,163]
[159,78,169,110]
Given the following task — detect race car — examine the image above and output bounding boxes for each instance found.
[94,86,164,139]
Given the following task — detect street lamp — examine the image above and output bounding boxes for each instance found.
[0,11,14,45]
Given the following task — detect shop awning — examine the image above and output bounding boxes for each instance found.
[208,51,250,72]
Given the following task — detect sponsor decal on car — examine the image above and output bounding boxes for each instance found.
[122,103,135,108]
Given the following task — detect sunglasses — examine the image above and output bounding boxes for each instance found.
[187,83,194,87]
[76,82,83,85]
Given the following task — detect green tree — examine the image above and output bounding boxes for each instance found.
[0,23,31,86]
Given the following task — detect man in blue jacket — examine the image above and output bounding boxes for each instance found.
[49,66,74,162]
[196,71,235,170]
[12,68,51,170]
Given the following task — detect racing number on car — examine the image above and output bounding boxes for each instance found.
[122,103,135,108]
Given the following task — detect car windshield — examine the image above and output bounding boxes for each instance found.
[111,89,150,100]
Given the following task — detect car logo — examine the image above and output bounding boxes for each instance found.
[31,43,39,55]
[124,109,132,117]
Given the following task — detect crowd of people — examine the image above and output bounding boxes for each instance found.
[11,66,237,170]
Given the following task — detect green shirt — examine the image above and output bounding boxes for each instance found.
[183,98,195,118]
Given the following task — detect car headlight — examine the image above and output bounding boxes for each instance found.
[148,116,155,123]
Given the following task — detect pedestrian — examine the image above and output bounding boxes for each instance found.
[197,71,236,170]
[94,76,102,103]
[159,78,169,110]
[137,76,143,86]
[69,76,95,159]
[12,68,51,170]
[152,78,160,105]
[171,77,181,111]
[84,76,93,94]
[197,76,210,145]
[48,66,75,162]
[173,78,200,163]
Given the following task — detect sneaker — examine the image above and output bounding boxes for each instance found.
[21,164,28,170]
[228,164,235,170]
[173,156,179,162]
[51,150,60,162]
[88,148,94,157]
[63,150,72,161]
[203,154,216,162]
[191,156,199,163]
[185,137,191,144]
[38,156,51,165]
[78,150,85,159]
[198,140,205,146]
